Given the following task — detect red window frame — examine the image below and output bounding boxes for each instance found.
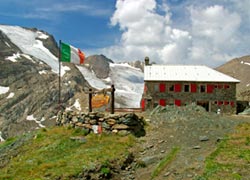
[175,99,181,106]
[224,84,230,89]
[207,84,214,93]
[218,101,223,106]
[159,83,166,92]
[230,101,235,107]
[141,99,145,111]
[159,99,166,106]
[224,101,229,105]
[174,83,181,92]
[191,84,197,93]
[218,84,223,89]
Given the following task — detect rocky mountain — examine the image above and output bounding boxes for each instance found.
[216,55,250,101]
[0,25,144,140]
[0,25,91,139]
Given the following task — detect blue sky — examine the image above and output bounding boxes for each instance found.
[0,0,250,67]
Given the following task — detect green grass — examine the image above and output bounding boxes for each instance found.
[196,123,250,180]
[151,146,180,179]
[0,126,135,180]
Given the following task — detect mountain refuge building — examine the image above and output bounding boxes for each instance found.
[141,57,240,114]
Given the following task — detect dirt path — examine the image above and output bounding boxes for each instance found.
[130,106,250,180]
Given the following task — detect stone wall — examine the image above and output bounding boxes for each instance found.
[56,111,146,137]
[143,81,237,114]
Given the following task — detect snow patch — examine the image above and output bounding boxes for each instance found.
[37,31,49,39]
[77,66,108,89]
[4,41,10,47]
[5,52,21,62]
[7,92,15,99]
[0,25,60,74]
[103,77,111,82]
[0,86,9,95]
[77,63,144,108]
[244,62,250,66]
[21,54,36,63]
[240,61,250,66]
[26,114,45,128]
[39,70,48,75]
[247,84,250,87]
[66,99,81,111]
[0,131,5,142]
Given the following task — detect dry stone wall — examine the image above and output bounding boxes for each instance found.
[56,111,146,137]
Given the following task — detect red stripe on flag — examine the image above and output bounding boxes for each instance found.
[78,49,85,64]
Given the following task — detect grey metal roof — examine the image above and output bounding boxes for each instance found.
[144,65,240,83]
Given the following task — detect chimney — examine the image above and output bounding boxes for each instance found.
[144,56,150,66]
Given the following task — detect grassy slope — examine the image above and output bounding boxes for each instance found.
[0,127,135,180]
[197,123,250,180]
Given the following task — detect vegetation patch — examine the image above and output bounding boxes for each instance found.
[151,146,180,179]
[0,126,135,180]
[197,123,250,180]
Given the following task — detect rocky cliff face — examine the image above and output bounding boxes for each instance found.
[0,25,89,139]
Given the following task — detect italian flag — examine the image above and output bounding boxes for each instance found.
[60,42,85,64]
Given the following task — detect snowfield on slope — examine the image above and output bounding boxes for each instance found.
[77,63,144,108]
[0,25,68,76]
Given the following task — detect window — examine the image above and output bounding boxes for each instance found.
[214,101,218,104]
[230,101,235,107]
[175,99,181,106]
[141,99,145,110]
[169,84,174,92]
[218,101,223,106]
[159,83,166,92]
[153,101,158,108]
[159,99,166,106]
[174,83,181,92]
[200,85,206,93]
[191,84,197,93]
[154,84,159,92]
[207,84,214,93]
[224,101,229,105]
[184,84,190,92]
[224,84,230,89]
[218,84,223,89]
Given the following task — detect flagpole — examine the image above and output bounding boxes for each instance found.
[58,40,62,110]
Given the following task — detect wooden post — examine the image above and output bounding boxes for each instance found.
[89,88,92,112]
[111,84,115,114]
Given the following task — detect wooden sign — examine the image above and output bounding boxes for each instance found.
[91,94,110,108]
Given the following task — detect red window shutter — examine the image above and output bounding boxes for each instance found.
[218,101,223,106]
[191,84,197,93]
[207,84,214,93]
[174,84,181,92]
[218,84,223,89]
[224,101,229,105]
[175,99,181,106]
[230,101,235,107]
[159,99,166,106]
[141,99,145,111]
[159,83,166,92]
[224,84,230,89]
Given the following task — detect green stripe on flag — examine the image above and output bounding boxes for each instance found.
[61,42,71,62]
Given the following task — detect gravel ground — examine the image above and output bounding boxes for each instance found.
[127,105,250,180]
